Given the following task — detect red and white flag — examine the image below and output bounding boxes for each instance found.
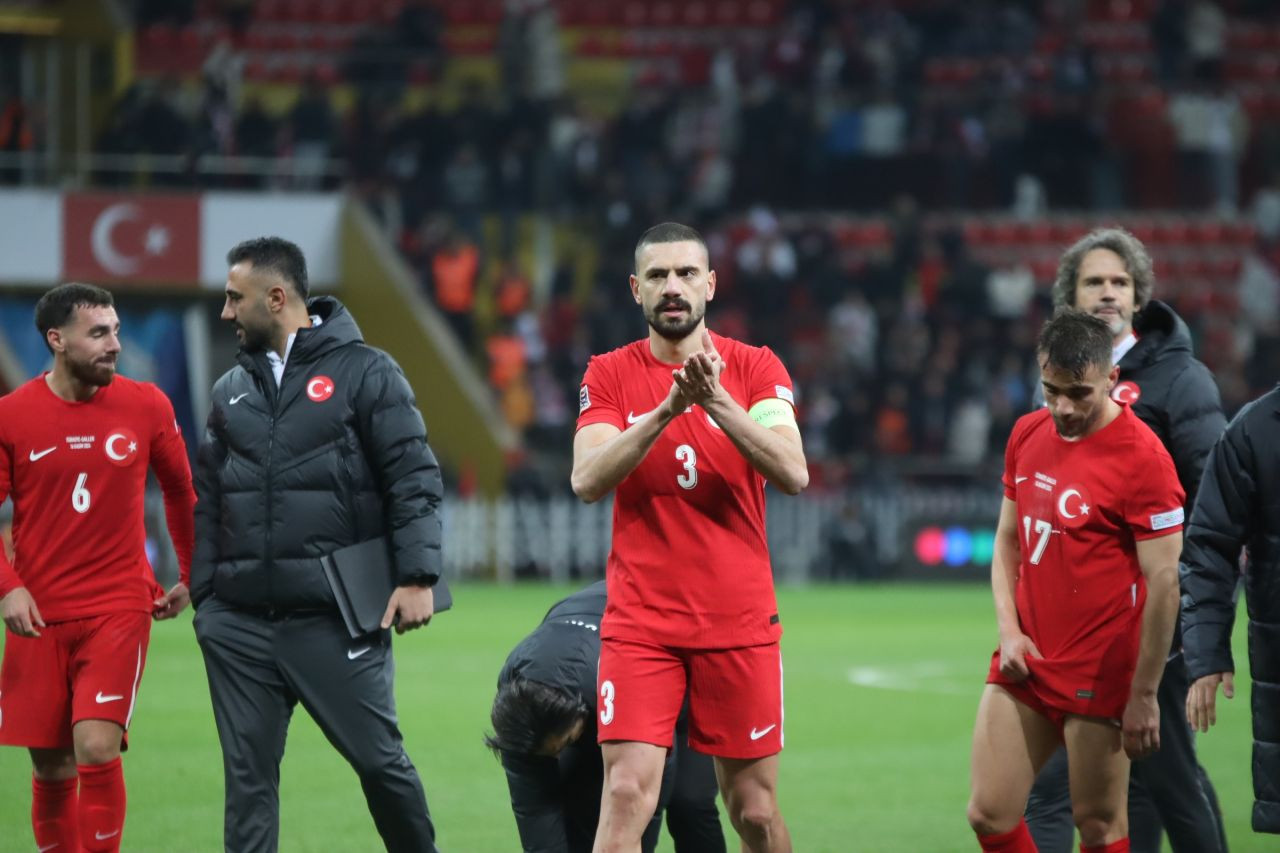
[63,193,201,285]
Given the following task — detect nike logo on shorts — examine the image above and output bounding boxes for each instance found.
[229,393,249,405]
[347,647,371,660]
[29,446,56,462]
[749,724,777,740]
[37,843,60,852]
[95,830,120,841]
[95,692,124,704]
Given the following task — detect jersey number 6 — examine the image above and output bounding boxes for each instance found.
[72,472,91,514]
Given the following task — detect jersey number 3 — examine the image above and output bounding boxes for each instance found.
[72,472,91,514]
[675,444,698,490]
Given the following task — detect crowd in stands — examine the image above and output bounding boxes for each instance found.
[50,0,1280,479]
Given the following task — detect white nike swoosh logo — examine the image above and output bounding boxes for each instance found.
[38,843,59,852]
[347,647,371,660]
[95,692,124,704]
[749,724,777,740]
[626,410,647,424]
[94,830,120,841]
[1015,476,1028,484]
[229,393,249,405]
[29,446,56,462]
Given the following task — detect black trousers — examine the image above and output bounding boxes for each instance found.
[1025,655,1227,853]
[666,713,727,853]
[194,600,438,853]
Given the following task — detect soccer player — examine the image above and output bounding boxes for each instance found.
[572,222,808,853]
[486,580,726,853]
[967,311,1184,853]
[1025,228,1227,853]
[0,283,196,853]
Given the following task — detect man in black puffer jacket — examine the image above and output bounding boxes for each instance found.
[1182,383,1280,835]
[1025,227,1228,853]
[191,237,443,853]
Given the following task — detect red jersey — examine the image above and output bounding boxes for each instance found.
[577,332,795,648]
[0,374,196,621]
[999,405,1184,714]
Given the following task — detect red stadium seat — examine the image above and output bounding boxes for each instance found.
[713,0,742,27]
[681,1,710,27]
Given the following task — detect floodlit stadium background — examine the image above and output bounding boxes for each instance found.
[0,0,1273,849]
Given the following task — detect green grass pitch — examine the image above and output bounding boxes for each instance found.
[0,583,1258,852]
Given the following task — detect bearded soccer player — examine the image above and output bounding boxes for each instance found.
[966,311,1184,853]
[572,223,808,853]
[0,283,196,853]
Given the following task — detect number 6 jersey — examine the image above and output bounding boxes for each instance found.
[577,332,795,649]
[998,404,1184,713]
[0,374,196,621]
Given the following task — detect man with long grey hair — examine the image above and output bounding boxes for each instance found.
[1026,227,1228,853]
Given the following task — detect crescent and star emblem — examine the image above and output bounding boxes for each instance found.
[307,376,335,402]
[104,429,139,466]
[1057,487,1090,521]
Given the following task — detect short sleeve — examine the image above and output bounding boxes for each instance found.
[1001,417,1026,500]
[1125,436,1187,540]
[576,354,623,431]
[747,345,796,413]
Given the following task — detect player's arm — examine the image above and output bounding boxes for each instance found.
[356,356,442,633]
[0,437,45,637]
[190,404,229,609]
[149,389,197,619]
[1181,420,1253,732]
[1125,531,1182,758]
[570,380,689,503]
[990,496,1038,681]
[675,332,808,494]
[499,750,572,852]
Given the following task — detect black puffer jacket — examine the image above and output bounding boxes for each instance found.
[190,296,443,612]
[1115,299,1226,507]
[1181,384,1280,833]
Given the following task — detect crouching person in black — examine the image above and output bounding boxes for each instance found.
[486,581,726,853]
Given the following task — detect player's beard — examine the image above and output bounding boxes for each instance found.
[68,353,117,387]
[1051,408,1095,439]
[645,298,704,342]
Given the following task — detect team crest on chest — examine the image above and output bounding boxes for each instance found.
[1111,381,1141,404]
[1056,483,1094,529]
[104,428,140,467]
[307,375,335,403]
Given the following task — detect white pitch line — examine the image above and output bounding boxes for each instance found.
[846,662,976,696]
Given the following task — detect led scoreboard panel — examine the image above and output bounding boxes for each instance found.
[902,518,997,580]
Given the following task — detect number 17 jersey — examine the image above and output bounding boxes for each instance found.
[997,405,1184,716]
[577,332,795,649]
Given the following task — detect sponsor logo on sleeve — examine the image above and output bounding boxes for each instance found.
[1149,508,1184,531]
[579,385,591,413]
[774,384,795,405]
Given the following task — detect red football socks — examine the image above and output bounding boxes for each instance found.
[77,758,126,852]
[1081,840,1129,853]
[32,775,79,853]
[977,819,1038,852]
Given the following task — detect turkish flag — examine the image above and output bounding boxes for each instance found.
[63,193,201,285]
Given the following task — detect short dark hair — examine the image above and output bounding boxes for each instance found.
[1037,310,1114,380]
[34,283,114,354]
[226,236,309,298]
[633,222,708,273]
[483,678,588,756]
[1052,227,1155,311]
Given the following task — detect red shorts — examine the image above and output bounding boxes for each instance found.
[597,636,784,759]
[986,651,1125,732]
[0,611,152,749]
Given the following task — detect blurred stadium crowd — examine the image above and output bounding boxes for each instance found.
[4,0,1280,494]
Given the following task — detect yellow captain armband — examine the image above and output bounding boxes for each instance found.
[748,398,798,430]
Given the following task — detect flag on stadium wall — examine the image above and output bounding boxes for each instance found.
[62,193,201,285]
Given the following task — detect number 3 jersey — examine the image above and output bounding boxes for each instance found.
[0,374,196,621]
[577,332,795,649]
[998,405,1184,711]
